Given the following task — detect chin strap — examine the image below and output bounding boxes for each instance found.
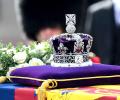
[36,79,57,100]
[0,76,7,83]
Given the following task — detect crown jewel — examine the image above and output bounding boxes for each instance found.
[50,14,93,67]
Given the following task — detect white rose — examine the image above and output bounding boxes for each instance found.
[6,48,16,55]
[29,49,38,54]
[35,43,46,54]
[29,58,45,66]
[36,43,45,50]
[35,42,51,54]
[0,48,7,51]
[13,52,27,64]
[0,67,2,70]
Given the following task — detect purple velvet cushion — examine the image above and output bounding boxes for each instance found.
[10,64,120,88]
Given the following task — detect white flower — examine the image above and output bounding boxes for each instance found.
[6,48,16,55]
[35,42,51,54]
[13,52,27,64]
[0,48,7,51]
[0,67,2,70]
[35,43,46,54]
[29,49,38,54]
[29,58,45,66]
[36,43,45,50]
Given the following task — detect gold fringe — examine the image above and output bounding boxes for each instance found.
[0,76,7,83]
[36,79,57,100]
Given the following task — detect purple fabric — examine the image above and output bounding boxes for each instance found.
[10,64,120,88]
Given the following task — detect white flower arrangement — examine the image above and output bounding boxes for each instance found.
[13,52,27,64]
[0,42,53,76]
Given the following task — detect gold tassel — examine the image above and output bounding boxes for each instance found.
[36,79,57,100]
[0,76,7,83]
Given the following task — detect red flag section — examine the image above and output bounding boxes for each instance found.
[15,88,37,100]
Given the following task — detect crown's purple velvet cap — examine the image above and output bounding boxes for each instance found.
[51,33,93,54]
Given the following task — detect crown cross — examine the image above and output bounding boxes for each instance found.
[65,14,76,33]
[66,14,76,25]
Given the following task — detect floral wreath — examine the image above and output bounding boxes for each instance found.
[0,42,52,76]
[0,41,100,77]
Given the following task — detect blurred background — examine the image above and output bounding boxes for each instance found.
[0,0,25,45]
[0,0,100,44]
[1,0,120,65]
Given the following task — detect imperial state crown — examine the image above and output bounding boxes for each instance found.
[50,14,93,67]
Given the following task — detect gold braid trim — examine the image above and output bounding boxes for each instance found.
[6,75,120,82]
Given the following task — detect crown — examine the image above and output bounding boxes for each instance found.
[50,14,93,67]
